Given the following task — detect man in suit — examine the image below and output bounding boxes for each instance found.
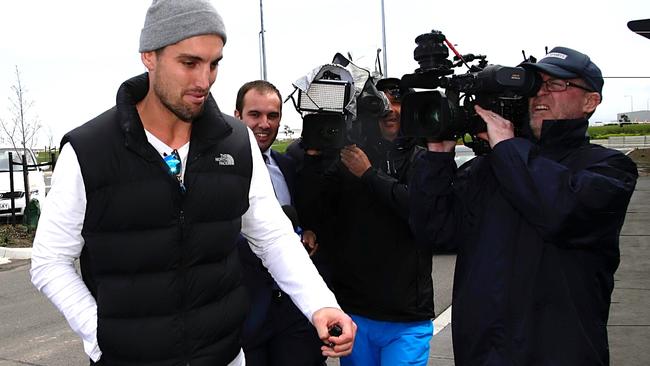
[234,80,324,366]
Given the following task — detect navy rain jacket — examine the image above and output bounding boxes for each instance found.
[410,119,638,365]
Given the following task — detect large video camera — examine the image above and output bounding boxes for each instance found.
[290,53,390,150]
[399,30,541,152]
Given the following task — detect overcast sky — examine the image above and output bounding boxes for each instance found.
[1,0,649,146]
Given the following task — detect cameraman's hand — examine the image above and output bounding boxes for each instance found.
[474,105,514,148]
[340,145,371,178]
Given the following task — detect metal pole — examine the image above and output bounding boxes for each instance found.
[259,0,268,81]
[380,0,388,77]
[22,153,30,215]
[8,152,16,224]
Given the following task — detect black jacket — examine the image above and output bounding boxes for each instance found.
[410,119,638,365]
[297,138,434,322]
[63,73,253,366]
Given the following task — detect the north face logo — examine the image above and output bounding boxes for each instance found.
[215,153,235,166]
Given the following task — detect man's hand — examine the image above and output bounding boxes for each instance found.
[301,230,319,256]
[340,145,371,178]
[474,105,515,148]
[312,307,357,357]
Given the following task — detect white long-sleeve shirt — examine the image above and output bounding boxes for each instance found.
[30,128,339,364]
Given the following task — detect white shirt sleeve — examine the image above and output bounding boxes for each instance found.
[30,143,102,361]
[241,129,340,322]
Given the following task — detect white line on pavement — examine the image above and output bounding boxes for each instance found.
[433,305,452,336]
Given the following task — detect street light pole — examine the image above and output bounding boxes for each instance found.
[259,0,268,81]
[380,0,388,77]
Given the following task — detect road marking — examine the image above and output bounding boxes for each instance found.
[433,305,452,336]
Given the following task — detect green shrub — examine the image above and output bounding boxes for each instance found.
[588,124,650,139]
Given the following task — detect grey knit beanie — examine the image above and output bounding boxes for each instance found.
[139,0,227,52]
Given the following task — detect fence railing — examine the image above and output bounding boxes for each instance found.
[592,136,650,149]
[606,136,650,148]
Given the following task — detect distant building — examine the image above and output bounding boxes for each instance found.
[617,110,650,123]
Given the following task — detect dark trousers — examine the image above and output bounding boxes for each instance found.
[243,290,326,366]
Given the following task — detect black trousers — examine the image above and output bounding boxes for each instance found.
[243,290,326,366]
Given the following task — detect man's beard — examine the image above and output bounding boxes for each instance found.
[154,83,206,123]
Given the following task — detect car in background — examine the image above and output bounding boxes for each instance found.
[0,147,47,218]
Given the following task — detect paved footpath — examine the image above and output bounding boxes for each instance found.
[608,175,650,366]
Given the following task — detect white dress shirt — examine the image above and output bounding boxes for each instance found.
[30,128,339,364]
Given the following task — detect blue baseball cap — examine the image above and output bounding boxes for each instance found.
[520,46,603,95]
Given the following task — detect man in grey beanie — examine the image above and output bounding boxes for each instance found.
[30,1,357,365]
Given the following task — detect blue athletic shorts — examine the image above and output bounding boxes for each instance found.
[340,314,433,366]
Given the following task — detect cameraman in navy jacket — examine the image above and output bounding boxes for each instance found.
[410,47,638,365]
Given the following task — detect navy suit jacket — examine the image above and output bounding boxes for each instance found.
[239,150,299,340]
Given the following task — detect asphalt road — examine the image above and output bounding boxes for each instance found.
[0,260,87,366]
[0,257,456,366]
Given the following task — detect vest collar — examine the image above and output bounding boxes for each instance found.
[116,73,233,161]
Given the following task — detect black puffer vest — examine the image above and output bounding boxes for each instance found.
[62,73,252,365]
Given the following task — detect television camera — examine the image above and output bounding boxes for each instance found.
[398,30,541,154]
[290,53,391,150]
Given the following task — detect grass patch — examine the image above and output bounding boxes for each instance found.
[35,150,58,168]
[271,139,296,153]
